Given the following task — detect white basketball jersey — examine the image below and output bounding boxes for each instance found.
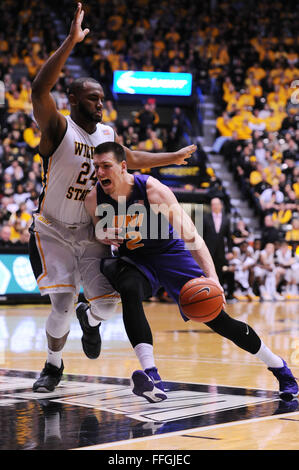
[38,116,114,225]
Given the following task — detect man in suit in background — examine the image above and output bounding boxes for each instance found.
[203,198,233,293]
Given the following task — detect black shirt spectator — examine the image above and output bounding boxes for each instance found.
[261,215,281,248]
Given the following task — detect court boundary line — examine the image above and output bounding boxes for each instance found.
[74,409,299,450]
[0,366,282,393]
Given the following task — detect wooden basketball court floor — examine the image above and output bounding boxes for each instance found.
[0,299,299,452]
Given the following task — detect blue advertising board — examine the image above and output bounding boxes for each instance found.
[0,254,39,295]
[113,71,192,96]
[0,254,83,298]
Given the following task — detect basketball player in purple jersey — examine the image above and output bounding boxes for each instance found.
[30,3,196,393]
[82,142,298,403]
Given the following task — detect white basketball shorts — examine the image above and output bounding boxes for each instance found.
[29,213,120,305]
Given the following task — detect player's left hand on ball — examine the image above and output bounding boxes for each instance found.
[174,144,197,165]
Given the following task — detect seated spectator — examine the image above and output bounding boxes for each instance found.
[9,204,31,231]
[15,228,30,246]
[102,100,118,126]
[254,139,268,168]
[228,242,257,300]
[285,218,299,244]
[166,117,185,152]
[52,83,70,115]
[0,224,14,247]
[251,167,271,196]
[275,240,299,297]
[259,182,284,213]
[2,173,14,196]
[248,108,266,132]
[138,129,164,152]
[261,214,281,248]
[5,88,25,115]
[4,159,24,182]
[24,190,39,214]
[282,138,298,162]
[134,98,160,141]
[254,242,284,301]
[23,120,41,150]
[232,219,250,246]
[212,111,234,153]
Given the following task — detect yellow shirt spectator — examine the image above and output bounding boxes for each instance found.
[265,113,283,132]
[287,50,298,66]
[23,126,41,148]
[226,93,240,113]
[217,45,230,65]
[0,38,8,52]
[285,228,299,242]
[236,121,252,140]
[153,39,165,57]
[229,111,244,131]
[165,29,180,43]
[285,66,299,84]
[107,52,121,71]
[223,86,236,104]
[237,91,255,109]
[293,182,299,199]
[249,170,263,186]
[102,104,117,125]
[272,210,292,225]
[138,131,163,151]
[9,225,20,243]
[6,91,25,114]
[107,15,123,31]
[113,37,126,53]
[264,164,281,185]
[249,82,263,98]
[216,115,234,137]
[247,64,266,81]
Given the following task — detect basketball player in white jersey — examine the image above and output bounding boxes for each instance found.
[30,3,196,392]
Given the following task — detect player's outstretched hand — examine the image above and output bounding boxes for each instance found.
[173,144,197,165]
[69,2,90,44]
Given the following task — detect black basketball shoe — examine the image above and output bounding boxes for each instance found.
[76,302,101,359]
[33,361,64,392]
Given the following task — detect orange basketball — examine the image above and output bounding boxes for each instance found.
[179,277,223,322]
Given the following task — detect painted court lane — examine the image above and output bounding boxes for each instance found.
[0,368,297,450]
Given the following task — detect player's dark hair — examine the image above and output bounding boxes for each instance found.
[94,141,126,163]
[67,77,101,96]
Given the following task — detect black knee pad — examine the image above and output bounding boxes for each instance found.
[100,257,127,290]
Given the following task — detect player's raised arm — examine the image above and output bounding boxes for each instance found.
[31,3,89,153]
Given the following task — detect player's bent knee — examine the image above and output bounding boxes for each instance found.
[90,296,121,321]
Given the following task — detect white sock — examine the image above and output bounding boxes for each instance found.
[87,307,101,327]
[254,342,283,368]
[47,348,62,368]
[134,343,155,370]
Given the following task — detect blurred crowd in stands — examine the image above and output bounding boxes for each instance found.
[0,0,298,300]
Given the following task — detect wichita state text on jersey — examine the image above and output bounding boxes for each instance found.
[38,116,114,225]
